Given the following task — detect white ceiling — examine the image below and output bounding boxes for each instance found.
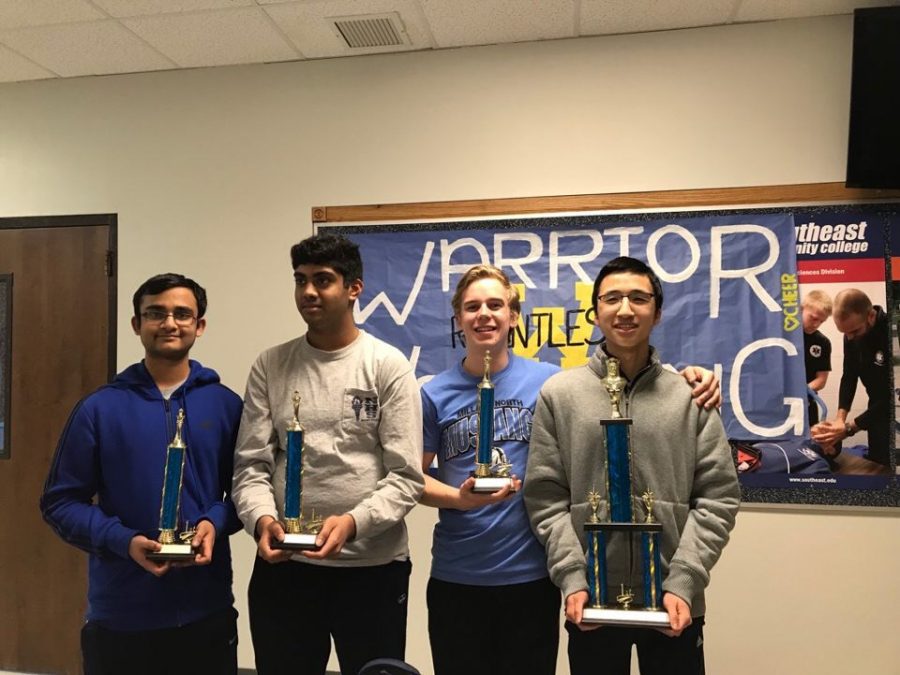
[0,0,895,83]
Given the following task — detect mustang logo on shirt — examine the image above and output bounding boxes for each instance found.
[440,400,533,461]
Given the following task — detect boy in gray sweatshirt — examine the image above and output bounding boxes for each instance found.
[525,256,740,675]
[232,233,424,675]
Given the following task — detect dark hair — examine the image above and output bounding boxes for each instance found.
[132,273,208,320]
[592,256,664,312]
[290,233,363,287]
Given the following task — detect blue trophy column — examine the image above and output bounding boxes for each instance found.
[284,427,303,522]
[605,422,632,523]
[476,384,494,466]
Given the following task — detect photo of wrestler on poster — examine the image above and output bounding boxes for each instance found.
[323,205,898,507]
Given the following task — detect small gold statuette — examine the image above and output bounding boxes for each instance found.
[642,490,655,524]
[616,584,634,610]
[587,490,602,524]
[602,358,627,419]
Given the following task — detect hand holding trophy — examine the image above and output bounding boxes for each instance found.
[272,391,322,551]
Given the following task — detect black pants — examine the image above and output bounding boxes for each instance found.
[81,607,237,675]
[249,557,411,675]
[567,616,705,675]
[427,576,561,675]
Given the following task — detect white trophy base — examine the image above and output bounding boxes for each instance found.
[273,533,321,551]
[471,476,516,494]
[582,607,671,628]
[147,543,195,562]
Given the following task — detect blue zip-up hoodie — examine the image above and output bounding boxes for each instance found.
[41,360,243,631]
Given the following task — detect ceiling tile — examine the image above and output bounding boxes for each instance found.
[736,0,899,22]
[420,0,577,47]
[0,43,56,82]
[91,0,255,18]
[0,21,175,77]
[123,7,299,67]
[0,0,105,30]
[265,0,433,58]
[581,0,739,35]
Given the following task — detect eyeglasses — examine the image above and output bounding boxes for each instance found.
[597,291,655,308]
[140,309,197,325]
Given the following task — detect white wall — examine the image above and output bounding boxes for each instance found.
[3,13,898,675]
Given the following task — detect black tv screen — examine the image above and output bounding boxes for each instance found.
[846,6,900,189]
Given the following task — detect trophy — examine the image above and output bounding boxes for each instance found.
[471,353,516,494]
[148,409,197,562]
[272,391,322,550]
[582,357,669,627]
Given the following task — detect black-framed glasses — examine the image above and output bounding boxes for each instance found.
[140,309,197,326]
[597,291,655,308]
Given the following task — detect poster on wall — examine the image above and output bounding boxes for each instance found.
[323,204,898,507]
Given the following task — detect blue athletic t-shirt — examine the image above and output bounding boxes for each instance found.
[421,353,559,586]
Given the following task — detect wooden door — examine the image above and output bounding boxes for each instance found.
[0,216,115,675]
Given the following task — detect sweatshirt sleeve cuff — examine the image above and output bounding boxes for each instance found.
[105,523,139,560]
[246,506,278,539]
[557,565,589,600]
[347,505,372,541]
[198,503,228,538]
[662,563,700,609]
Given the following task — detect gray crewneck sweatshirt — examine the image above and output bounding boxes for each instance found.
[233,330,424,566]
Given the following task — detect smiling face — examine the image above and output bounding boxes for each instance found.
[456,277,519,356]
[131,287,205,362]
[593,271,661,359]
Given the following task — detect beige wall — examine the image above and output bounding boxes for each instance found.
[2,13,898,675]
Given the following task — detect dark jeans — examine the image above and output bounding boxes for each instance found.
[567,616,706,675]
[81,607,238,675]
[427,576,561,675]
[249,556,411,675]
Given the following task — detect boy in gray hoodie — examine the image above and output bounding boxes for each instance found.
[525,256,740,675]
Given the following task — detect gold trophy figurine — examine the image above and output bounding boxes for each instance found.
[587,490,602,524]
[603,358,627,419]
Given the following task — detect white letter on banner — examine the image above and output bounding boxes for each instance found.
[549,230,602,290]
[709,225,780,319]
[646,225,700,282]
[494,233,541,288]
[730,338,804,437]
[441,238,490,291]
[605,227,644,257]
[355,241,435,325]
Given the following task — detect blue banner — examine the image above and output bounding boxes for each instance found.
[336,212,804,441]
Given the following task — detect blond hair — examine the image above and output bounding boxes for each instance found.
[450,264,521,316]
[801,289,833,317]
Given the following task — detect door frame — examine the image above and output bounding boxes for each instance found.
[0,214,117,385]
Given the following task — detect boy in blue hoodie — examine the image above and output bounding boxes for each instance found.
[41,273,243,675]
